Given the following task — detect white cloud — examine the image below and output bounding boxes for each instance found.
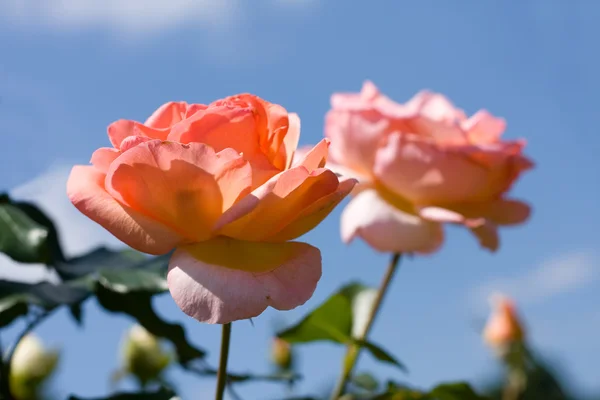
[0,164,120,283]
[470,251,598,308]
[1,0,241,34]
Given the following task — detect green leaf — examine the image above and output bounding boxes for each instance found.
[277,282,406,373]
[354,340,407,372]
[428,383,489,400]
[0,246,205,367]
[0,280,89,327]
[277,282,369,344]
[53,247,151,281]
[69,302,84,326]
[352,372,380,392]
[189,367,299,384]
[0,195,50,264]
[10,199,65,264]
[67,387,178,400]
[374,381,488,400]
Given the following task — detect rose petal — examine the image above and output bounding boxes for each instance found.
[374,133,528,204]
[325,108,389,177]
[282,113,301,169]
[470,221,499,252]
[295,138,329,172]
[90,148,120,173]
[167,104,277,188]
[216,167,340,241]
[441,199,531,225]
[67,166,183,254]
[418,206,500,251]
[404,90,467,123]
[463,110,506,144]
[167,239,321,324]
[105,140,252,242]
[341,189,443,254]
[107,119,169,149]
[265,177,357,241]
[144,101,188,129]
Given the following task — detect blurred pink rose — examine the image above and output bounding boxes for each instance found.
[68,94,356,324]
[325,81,533,253]
[483,295,525,348]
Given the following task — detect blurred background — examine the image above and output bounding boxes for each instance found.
[0,1,599,399]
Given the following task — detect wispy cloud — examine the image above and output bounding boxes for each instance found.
[0,0,241,34]
[0,165,119,283]
[470,251,598,308]
[0,0,316,36]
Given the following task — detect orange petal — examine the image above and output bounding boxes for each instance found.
[90,147,120,173]
[105,140,252,242]
[168,104,258,155]
[144,101,188,129]
[271,112,301,170]
[266,177,356,241]
[67,166,184,255]
[216,167,340,241]
[107,119,169,149]
[295,138,329,172]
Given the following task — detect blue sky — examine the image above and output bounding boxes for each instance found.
[1,1,599,399]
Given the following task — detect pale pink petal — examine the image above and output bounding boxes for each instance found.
[325,108,388,177]
[167,241,321,324]
[440,199,531,225]
[374,133,526,204]
[404,90,467,123]
[341,189,443,254]
[463,110,506,144]
[418,206,500,251]
[67,166,184,255]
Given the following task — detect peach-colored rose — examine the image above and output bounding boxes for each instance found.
[67,94,356,324]
[325,81,533,253]
[483,295,525,348]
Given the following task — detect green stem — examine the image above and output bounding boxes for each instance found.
[215,323,232,400]
[329,253,402,400]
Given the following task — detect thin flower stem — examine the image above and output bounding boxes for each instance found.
[215,323,232,400]
[329,253,402,400]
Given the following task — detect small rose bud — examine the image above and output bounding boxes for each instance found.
[120,324,171,387]
[270,337,293,371]
[483,294,525,350]
[9,334,59,400]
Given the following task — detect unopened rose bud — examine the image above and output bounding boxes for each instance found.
[270,337,293,371]
[483,294,525,350]
[120,324,171,387]
[9,334,59,400]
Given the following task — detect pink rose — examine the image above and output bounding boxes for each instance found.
[67,94,356,324]
[483,295,525,348]
[325,81,533,253]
